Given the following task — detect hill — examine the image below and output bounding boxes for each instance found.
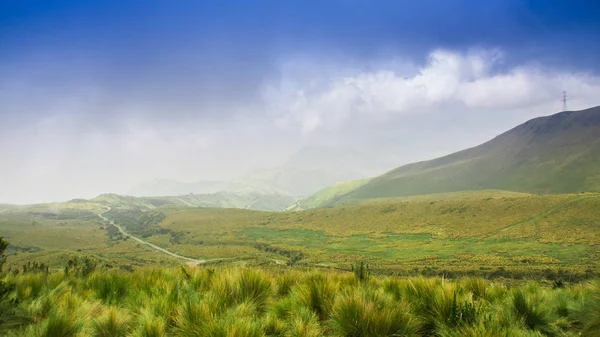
[3,191,600,279]
[93,192,296,212]
[324,106,600,204]
[285,178,372,210]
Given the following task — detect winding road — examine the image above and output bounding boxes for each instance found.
[98,206,204,266]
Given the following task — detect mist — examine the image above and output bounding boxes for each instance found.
[2,0,600,204]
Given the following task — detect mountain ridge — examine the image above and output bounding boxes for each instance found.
[298,106,600,207]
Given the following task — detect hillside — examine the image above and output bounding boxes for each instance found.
[328,106,600,203]
[286,178,372,210]
[4,192,600,278]
[93,192,296,212]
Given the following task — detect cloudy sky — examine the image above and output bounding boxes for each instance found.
[1,0,600,204]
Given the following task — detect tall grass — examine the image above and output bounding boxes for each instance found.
[91,307,131,337]
[2,267,599,336]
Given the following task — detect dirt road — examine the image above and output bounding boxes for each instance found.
[98,206,203,266]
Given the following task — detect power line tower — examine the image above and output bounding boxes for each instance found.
[562,90,568,111]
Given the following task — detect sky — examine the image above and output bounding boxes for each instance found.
[1,0,600,204]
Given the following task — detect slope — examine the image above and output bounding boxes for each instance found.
[338,106,600,202]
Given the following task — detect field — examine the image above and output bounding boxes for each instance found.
[2,191,600,336]
[2,266,600,336]
[2,191,599,281]
[144,191,599,279]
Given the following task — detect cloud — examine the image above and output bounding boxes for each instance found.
[266,49,600,133]
[2,47,600,204]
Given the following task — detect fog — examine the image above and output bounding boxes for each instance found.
[1,1,600,204]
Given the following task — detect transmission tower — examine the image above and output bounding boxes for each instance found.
[562,90,568,111]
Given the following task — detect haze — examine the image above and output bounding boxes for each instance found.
[2,0,600,204]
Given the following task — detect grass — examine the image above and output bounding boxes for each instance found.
[93,192,296,212]
[288,178,372,210]
[2,267,600,336]
[2,192,600,278]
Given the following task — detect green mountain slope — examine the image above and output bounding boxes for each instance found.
[331,106,600,203]
[286,178,372,210]
[93,192,295,212]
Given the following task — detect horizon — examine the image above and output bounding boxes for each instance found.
[2,0,600,204]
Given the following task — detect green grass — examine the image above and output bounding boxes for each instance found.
[288,178,371,210]
[93,192,296,212]
[2,192,600,278]
[242,228,595,263]
[2,267,600,336]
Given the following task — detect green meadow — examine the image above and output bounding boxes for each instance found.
[2,191,600,279]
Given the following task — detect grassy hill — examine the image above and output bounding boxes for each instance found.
[4,191,599,279]
[95,192,296,212]
[285,178,371,210]
[324,106,600,205]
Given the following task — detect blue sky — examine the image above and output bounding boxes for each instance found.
[1,0,600,203]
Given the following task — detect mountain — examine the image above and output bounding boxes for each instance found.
[127,146,367,199]
[285,178,372,210]
[93,192,296,212]
[304,106,600,206]
[238,167,363,197]
[127,179,230,197]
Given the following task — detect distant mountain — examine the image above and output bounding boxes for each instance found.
[128,146,368,199]
[285,178,372,210]
[302,106,600,206]
[127,179,230,197]
[238,167,363,197]
[94,192,296,212]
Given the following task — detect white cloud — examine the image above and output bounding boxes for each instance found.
[266,49,600,132]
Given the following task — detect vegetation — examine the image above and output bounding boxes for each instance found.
[1,265,600,336]
[2,192,600,278]
[93,192,297,212]
[286,179,371,210]
[333,106,600,203]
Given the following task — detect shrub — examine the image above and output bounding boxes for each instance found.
[351,261,370,284]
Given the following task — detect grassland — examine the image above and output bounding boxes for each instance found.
[92,192,296,212]
[2,191,600,335]
[2,191,600,280]
[0,200,183,271]
[2,266,600,336]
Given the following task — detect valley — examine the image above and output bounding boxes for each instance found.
[2,190,599,280]
[3,107,600,336]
